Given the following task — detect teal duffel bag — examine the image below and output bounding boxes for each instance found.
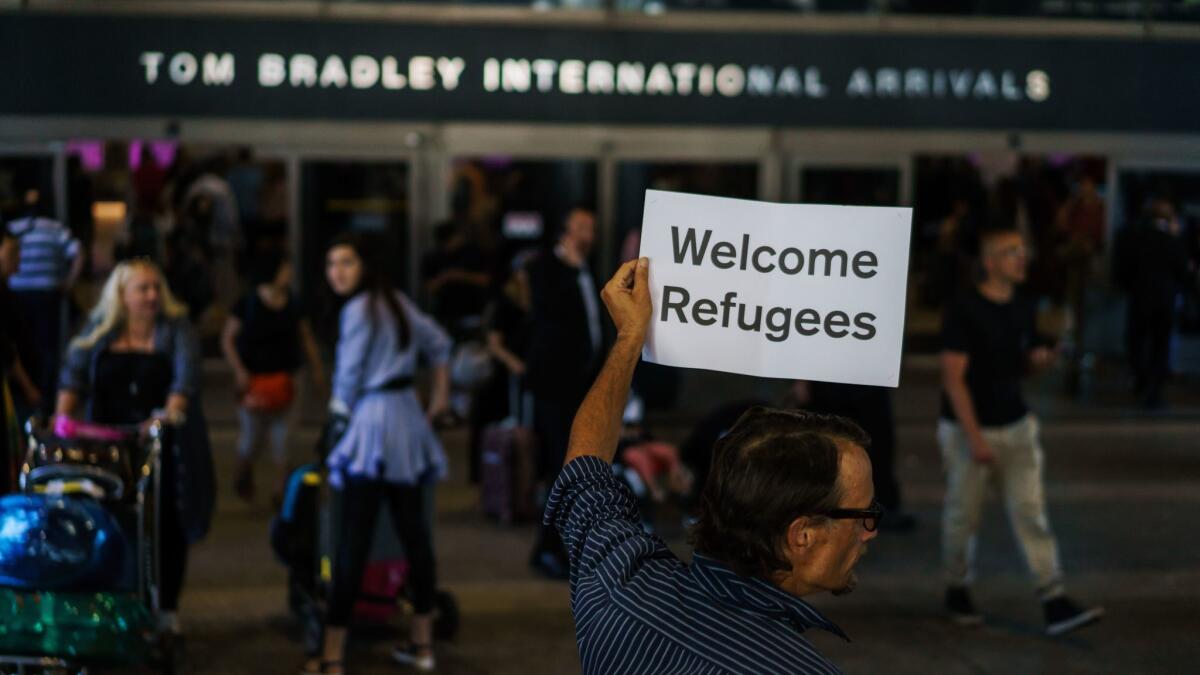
[0,589,153,662]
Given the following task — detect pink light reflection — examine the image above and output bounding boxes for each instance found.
[129,140,178,170]
[66,140,104,172]
[65,139,179,172]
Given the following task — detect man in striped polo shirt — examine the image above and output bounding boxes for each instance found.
[547,257,880,675]
[5,186,83,417]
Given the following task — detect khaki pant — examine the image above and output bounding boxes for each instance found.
[938,414,1064,595]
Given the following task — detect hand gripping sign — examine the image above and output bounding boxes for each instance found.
[639,190,912,387]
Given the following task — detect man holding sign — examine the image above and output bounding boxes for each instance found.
[546,256,880,675]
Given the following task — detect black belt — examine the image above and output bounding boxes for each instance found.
[372,375,414,392]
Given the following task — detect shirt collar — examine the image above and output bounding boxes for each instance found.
[553,243,584,270]
[690,552,849,641]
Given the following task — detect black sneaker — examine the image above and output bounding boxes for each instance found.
[1043,595,1104,636]
[945,586,983,627]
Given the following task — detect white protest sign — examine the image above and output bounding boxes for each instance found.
[639,189,912,387]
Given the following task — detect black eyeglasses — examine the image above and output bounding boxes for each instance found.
[823,500,885,532]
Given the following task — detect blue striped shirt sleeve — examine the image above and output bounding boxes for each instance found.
[545,456,669,587]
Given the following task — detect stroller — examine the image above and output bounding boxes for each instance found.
[0,419,173,675]
[271,463,460,657]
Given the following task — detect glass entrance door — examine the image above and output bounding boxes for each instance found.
[799,166,900,208]
[445,157,597,273]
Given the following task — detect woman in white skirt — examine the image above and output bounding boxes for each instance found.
[302,234,451,675]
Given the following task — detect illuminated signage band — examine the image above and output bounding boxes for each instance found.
[137,49,1051,105]
[2,13,1196,131]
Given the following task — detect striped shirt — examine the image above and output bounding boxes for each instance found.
[5,216,80,291]
[546,456,847,675]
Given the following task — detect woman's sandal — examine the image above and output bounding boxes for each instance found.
[299,657,344,674]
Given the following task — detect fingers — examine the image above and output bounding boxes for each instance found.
[634,257,649,297]
[609,258,639,291]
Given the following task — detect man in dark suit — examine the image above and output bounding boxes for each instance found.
[524,207,602,578]
[1115,199,1194,408]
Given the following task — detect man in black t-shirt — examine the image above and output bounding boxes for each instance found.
[939,228,1103,637]
[220,250,323,504]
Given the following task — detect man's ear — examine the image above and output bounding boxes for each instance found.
[785,516,818,556]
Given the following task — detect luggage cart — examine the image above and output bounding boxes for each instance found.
[0,420,173,675]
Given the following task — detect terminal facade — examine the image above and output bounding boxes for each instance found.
[2,1,1198,372]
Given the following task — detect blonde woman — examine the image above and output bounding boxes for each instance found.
[55,258,215,645]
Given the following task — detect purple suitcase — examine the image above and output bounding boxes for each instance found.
[480,422,536,524]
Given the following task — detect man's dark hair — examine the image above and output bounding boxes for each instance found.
[554,204,594,239]
[689,407,870,580]
[249,245,288,286]
[976,226,1022,257]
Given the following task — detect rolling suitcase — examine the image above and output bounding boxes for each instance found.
[480,378,536,524]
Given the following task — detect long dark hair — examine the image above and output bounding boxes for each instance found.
[328,233,410,349]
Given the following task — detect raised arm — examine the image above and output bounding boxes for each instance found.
[564,257,651,467]
[545,258,666,587]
